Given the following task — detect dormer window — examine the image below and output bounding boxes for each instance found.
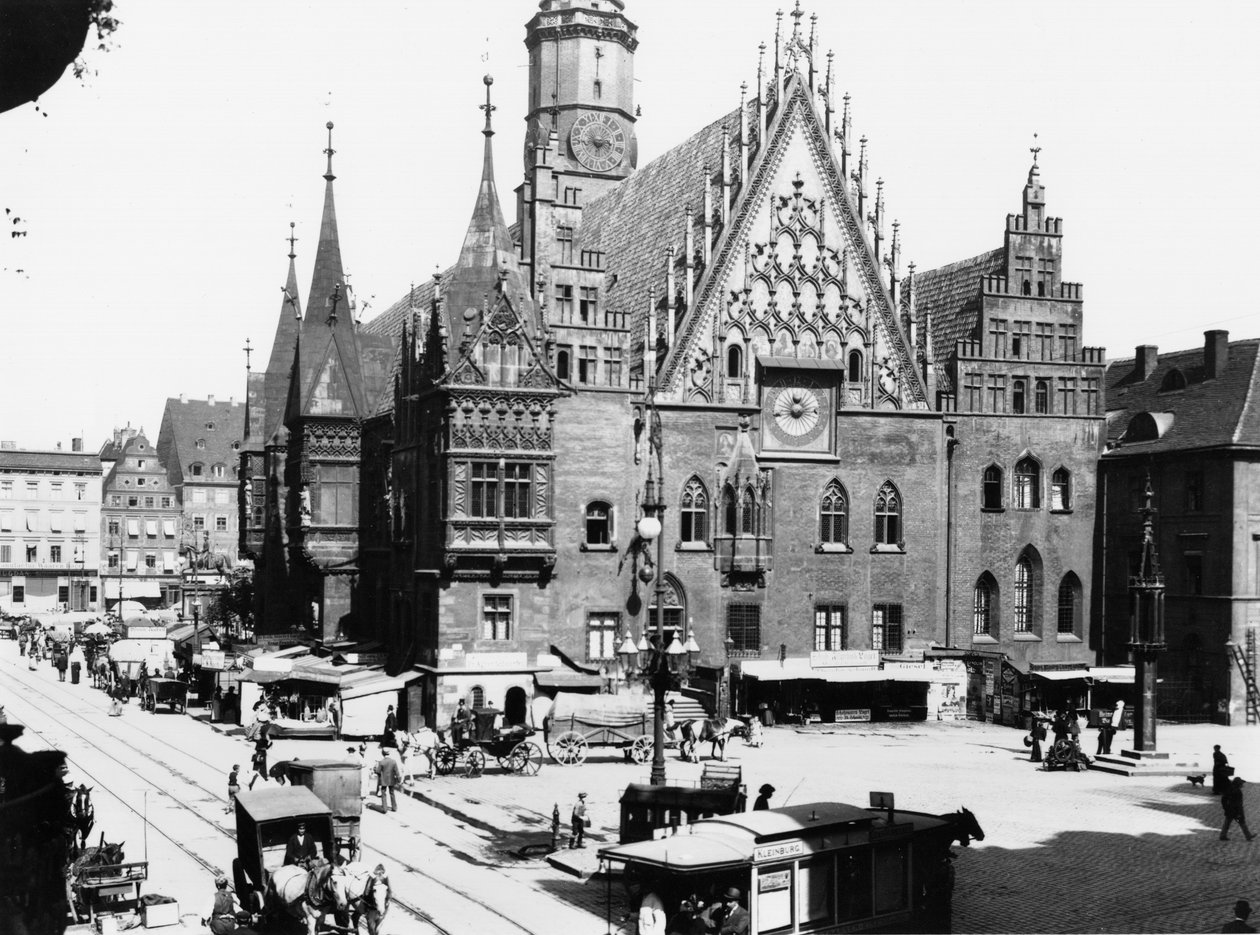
[206,421,215,431]
[196,438,207,450]
[1160,368,1187,392]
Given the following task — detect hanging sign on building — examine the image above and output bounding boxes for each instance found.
[810,650,880,669]
[127,626,166,640]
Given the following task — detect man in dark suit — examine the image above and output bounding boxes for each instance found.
[283,821,319,867]
[714,886,749,935]
[1222,899,1255,933]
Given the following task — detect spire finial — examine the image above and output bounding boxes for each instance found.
[287,221,297,261]
[243,337,253,372]
[323,121,336,182]
[1030,131,1041,167]
[326,282,342,327]
[480,74,496,138]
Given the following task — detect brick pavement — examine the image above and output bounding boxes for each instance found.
[326,718,1260,934]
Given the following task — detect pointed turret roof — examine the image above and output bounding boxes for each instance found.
[292,122,371,419]
[257,224,304,439]
[442,76,534,350]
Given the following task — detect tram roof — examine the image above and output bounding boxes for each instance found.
[599,802,888,872]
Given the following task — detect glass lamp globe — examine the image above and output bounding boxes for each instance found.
[637,515,662,541]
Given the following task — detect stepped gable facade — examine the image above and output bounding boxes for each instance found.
[254,2,1106,731]
[1099,333,1260,723]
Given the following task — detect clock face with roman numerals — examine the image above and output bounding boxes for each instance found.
[569,112,627,172]
[763,375,831,452]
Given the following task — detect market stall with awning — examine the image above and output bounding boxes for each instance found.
[338,668,424,738]
[738,657,936,723]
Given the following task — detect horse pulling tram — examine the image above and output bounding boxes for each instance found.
[598,795,983,935]
[434,707,543,778]
[141,677,188,714]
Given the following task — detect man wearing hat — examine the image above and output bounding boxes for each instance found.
[570,792,589,848]
[713,886,749,934]
[1220,776,1256,841]
[753,783,775,811]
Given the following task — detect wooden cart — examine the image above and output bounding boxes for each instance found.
[232,787,335,917]
[72,860,147,923]
[142,677,188,714]
[282,760,363,860]
[543,692,659,766]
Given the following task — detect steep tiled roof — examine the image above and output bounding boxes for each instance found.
[0,450,101,472]
[157,397,246,482]
[915,248,1003,366]
[579,105,744,345]
[1103,338,1260,453]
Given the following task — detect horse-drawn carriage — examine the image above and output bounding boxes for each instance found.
[283,760,363,860]
[233,787,376,934]
[141,677,188,714]
[434,707,543,778]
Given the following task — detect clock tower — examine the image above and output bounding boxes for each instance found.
[524,0,638,194]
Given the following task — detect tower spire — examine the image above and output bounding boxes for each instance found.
[323,121,336,182]
[480,72,496,138]
[287,221,297,261]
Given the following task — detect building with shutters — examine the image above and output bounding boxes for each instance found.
[100,430,183,610]
[0,439,101,613]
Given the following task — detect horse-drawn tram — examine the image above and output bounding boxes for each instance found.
[598,797,982,934]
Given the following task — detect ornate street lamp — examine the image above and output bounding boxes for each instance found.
[1127,473,1166,754]
[619,623,699,786]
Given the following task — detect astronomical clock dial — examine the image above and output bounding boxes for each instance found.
[765,377,829,450]
[569,112,627,172]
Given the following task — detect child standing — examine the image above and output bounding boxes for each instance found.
[226,764,240,813]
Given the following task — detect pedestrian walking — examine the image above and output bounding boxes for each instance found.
[248,739,272,790]
[382,704,397,745]
[226,764,241,813]
[752,783,775,811]
[1213,745,1232,795]
[55,650,68,682]
[569,791,589,848]
[69,643,85,685]
[1029,716,1047,763]
[358,743,373,800]
[377,746,401,812]
[1220,777,1255,841]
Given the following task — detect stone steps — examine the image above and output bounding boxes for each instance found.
[1090,748,1203,777]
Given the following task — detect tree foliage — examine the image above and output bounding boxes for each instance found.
[206,566,254,633]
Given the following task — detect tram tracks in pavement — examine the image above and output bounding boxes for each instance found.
[4,660,541,935]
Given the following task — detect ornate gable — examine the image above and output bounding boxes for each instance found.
[660,74,927,411]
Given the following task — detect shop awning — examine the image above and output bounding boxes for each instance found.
[236,668,289,684]
[1089,666,1135,684]
[535,670,606,690]
[120,580,161,598]
[288,656,348,686]
[339,668,423,700]
[741,658,886,683]
[247,646,308,674]
[1029,669,1091,682]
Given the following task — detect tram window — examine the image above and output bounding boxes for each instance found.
[798,857,834,926]
[757,868,793,932]
[837,853,872,922]
[872,843,910,915]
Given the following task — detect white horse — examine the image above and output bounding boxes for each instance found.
[397,727,438,782]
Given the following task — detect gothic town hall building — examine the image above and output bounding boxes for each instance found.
[241,1,1105,732]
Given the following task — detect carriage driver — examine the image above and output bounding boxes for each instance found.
[663,699,678,741]
[283,821,319,869]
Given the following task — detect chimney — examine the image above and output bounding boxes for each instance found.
[208,395,216,406]
[1204,330,1229,379]
[1134,345,1158,381]
[72,437,83,452]
[180,393,187,404]
[55,442,62,450]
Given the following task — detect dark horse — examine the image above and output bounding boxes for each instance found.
[69,784,95,854]
[913,807,985,934]
[678,717,743,763]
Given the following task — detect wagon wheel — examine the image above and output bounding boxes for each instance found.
[464,747,486,778]
[549,731,588,766]
[435,744,458,776]
[509,741,544,775]
[629,735,653,765]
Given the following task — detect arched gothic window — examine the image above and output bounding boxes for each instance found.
[874,481,901,546]
[722,485,737,535]
[819,480,848,545]
[1034,380,1050,414]
[1051,467,1071,511]
[1057,573,1081,635]
[982,465,1004,510]
[1014,456,1041,510]
[1014,552,1042,633]
[974,575,996,636]
[740,486,758,536]
[847,349,863,384]
[726,344,744,378]
[679,477,709,543]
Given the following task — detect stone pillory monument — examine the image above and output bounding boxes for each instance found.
[241,2,1107,734]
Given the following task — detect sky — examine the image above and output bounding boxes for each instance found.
[2,0,1257,452]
